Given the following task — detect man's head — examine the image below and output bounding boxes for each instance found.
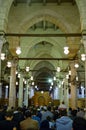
[72,117,86,130]
[5,110,13,120]
[25,110,32,118]
[59,109,67,116]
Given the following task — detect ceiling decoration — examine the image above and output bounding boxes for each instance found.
[1,0,85,92]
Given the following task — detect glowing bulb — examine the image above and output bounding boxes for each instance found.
[53,76,56,80]
[18,73,20,78]
[16,47,21,55]
[26,66,30,72]
[1,53,5,60]
[66,74,69,79]
[31,76,33,80]
[64,46,69,55]
[57,67,60,72]
[69,70,71,75]
[81,54,86,61]
[74,63,79,68]
[7,61,11,67]
[41,91,44,94]
[32,82,34,85]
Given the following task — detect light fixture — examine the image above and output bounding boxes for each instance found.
[81,54,86,61]
[66,74,69,79]
[41,91,44,94]
[53,76,56,81]
[76,76,78,81]
[31,76,33,80]
[57,66,60,72]
[16,81,18,85]
[16,46,21,55]
[26,66,30,72]
[69,70,71,75]
[16,70,18,74]
[50,86,52,89]
[64,46,69,55]
[35,85,37,89]
[24,80,27,84]
[51,82,53,86]
[6,85,8,89]
[48,79,52,83]
[7,61,11,67]
[74,63,79,68]
[18,73,20,78]
[32,82,34,85]
[1,53,5,60]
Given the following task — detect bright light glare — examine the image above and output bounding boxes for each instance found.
[48,79,52,83]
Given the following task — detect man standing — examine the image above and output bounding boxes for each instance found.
[56,109,72,130]
[72,117,86,130]
[20,110,39,130]
[0,110,18,130]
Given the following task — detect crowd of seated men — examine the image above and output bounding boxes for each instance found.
[0,103,86,130]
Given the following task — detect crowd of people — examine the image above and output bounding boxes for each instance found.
[0,102,86,130]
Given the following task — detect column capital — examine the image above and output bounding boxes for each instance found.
[0,35,5,45]
[82,37,86,46]
[11,58,18,68]
[69,61,75,68]
[82,31,86,47]
[70,61,77,85]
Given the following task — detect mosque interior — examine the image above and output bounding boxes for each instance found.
[0,0,86,108]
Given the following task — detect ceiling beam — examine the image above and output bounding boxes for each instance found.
[18,57,75,60]
[29,69,84,72]
[0,33,85,37]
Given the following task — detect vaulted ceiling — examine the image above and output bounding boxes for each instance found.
[1,0,85,91]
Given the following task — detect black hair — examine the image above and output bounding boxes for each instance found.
[25,110,32,118]
[5,110,13,117]
[72,117,86,130]
[59,109,67,116]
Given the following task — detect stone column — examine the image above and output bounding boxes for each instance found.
[53,86,60,100]
[29,86,34,99]
[24,80,29,107]
[59,84,64,104]
[0,36,5,99]
[64,78,69,109]
[0,36,4,80]
[18,71,23,107]
[82,35,86,118]
[0,83,2,98]
[70,62,77,109]
[5,85,9,99]
[9,60,17,108]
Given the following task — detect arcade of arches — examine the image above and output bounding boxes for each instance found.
[0,0,86,113]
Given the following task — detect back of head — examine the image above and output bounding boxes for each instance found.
[5,110,13,117]
[72,117,86,130]
[40,120,49,129]
[25,110,31,118]
[47,106,51,111]
[59,109,67,116]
